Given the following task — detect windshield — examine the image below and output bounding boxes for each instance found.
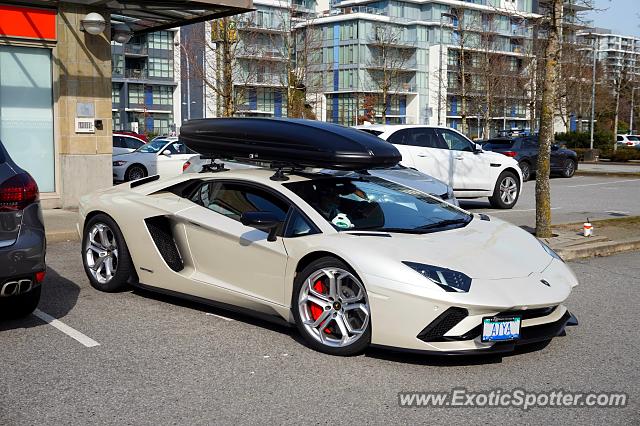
[284,177,471,233]
[135,139,192,154]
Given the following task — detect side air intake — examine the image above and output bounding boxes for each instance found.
[145,216,184,272]
[417,308,468,342]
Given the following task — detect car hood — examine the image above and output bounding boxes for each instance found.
[330,216,552,280]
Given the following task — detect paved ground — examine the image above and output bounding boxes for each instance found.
[461,174,640,227]
[579,162,640,174]
[1,242,638,424]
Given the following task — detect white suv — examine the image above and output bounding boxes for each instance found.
[357,125,523,209]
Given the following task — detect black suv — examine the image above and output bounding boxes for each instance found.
[483,135,578,181]
[0,140,46,318]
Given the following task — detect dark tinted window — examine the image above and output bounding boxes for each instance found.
[285,209,318,238]
[124,136,145,150]
[387,129,411,145]
[191,182,289,234]
[358,129,383,136]
[617,136,623,141]
[0,142,5,164]
[439,129,473,152]
[522,137,538,149]
[408,128,448,149]
[113,136,124,148]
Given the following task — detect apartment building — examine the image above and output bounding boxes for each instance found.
[111,30,182,136]
[578,31,640,81]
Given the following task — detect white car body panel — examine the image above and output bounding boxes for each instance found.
[79,169,577,353]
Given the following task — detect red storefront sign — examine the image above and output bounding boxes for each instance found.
[0,5,56,41]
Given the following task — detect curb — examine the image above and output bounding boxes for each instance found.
[575,170,640,178]
[556,238,640,261]
[46,231,79,243]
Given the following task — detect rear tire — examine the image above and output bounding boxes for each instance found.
[82,214,134,292]
[0,287,41,319]
[489,171,520,209]
[518,161,531,182]
[292,257,371,356]
[561,159,576,178]
[125,164,147,182]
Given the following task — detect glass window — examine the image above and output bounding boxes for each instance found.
[285,209,317,238]
[148,58,173,78]
[284,177,471,233]
[439,129,473,151]
[0,46,54,192]
[409,128,448,149]
[191,182,290,234]
[112,53,124,75]
[112,84,120,103]
[123,136,145,150]
[113,136,124,148]
[387,129,411,145]
[128,84,144,104]
[148,31,173,50]
[152,86,172,105]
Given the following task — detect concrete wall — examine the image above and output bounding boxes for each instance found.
[52,3,113,209]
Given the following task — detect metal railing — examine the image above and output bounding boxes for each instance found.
[124,44,148,55]
[125,68,148,79]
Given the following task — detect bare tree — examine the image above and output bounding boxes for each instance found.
[367,24,415,122]
[536,0,563,238]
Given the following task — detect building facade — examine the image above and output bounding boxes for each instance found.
[111,30,182,136]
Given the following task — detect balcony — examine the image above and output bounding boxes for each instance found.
[237,21,287,34]
[239,73,283,86]
[125,69,148,79]
[237,48,287,61]
[124,44,148,56]
[366,34,417,49]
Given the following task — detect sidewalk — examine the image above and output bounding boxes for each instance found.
[44,209,79,242]
[544,217,640,261]
[577,161,640,176]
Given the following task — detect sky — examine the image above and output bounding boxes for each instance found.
[586,0,640,37]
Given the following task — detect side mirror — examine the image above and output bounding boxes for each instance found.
[240,211,281,241]
[474,143,483,154]
[162,149,172,156]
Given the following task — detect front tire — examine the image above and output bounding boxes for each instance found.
[82,214,134,292]
[489,171,520,209]
[292,257,371,356]
[561,159,576,178]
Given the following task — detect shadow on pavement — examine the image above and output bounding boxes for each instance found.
[0,267,80,330]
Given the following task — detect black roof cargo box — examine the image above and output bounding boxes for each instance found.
[179,118,401,170]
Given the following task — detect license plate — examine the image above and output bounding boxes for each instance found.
[481,316,521,342]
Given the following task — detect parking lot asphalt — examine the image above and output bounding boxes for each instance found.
[461,174,640,227]
[1,241,638,424]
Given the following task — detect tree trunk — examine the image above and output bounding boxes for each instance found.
[460,48,467,135]
[221,18,234,117]
[535,0,562,239]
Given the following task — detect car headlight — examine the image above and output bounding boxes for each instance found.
[538,239,563,262]
[113,160,128,167]
[402,261,471,292]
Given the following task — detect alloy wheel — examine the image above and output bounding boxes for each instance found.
[565,161,575,177]
[298,268,370,348]
[128,166,145,181]
[499,176,518,205]
[85,223,119,284]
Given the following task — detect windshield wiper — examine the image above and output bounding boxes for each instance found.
[362,227,426,234]
[416,218,471,231]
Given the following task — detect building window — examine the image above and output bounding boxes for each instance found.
[112,111,121,131]
[112,84,121,104]
[148,57,173,78]
[129,84,145,104]
[152,86,172,105]
[112,53,124,75]
[256,88,274,113]
[0,46,55,192]
[148,31,173,50]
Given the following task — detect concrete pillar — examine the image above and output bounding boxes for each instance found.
[54,3,112,209]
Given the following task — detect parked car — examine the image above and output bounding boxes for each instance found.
[79,118,578,356]
[115,130,148,143]
[112,133,146,156]
[0,140,46,318]
[357,125,523,209]
[617,134,640,147]
[113,138,208,182]
[483,135,578,181]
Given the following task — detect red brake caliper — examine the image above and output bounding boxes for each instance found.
[309,280,332,334]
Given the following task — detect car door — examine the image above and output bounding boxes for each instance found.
[156,141,194,177]
[179,181,290,306]
[438,128,493,191]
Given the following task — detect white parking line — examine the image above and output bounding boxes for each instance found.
[205,312,234,322]
[33,309,100,348]
[483,207,562,214]
[566,179,640,188]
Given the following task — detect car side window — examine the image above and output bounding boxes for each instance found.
[409,128,448,149]
[439,130,473,152]
[617,136,623,141]
[113,136,124,148]
[284,208,319,238]
[191,182,290,235]
[387,129,411,145]
[523,137,538,150]
[125,137,144,150]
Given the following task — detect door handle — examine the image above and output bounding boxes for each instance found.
[455,156,464,160]
[417,153,429,157]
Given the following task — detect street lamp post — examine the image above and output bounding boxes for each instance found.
[588,34,598,150]
[176,42,191,121]
[438,12,456,126]
[630,87,639,135]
